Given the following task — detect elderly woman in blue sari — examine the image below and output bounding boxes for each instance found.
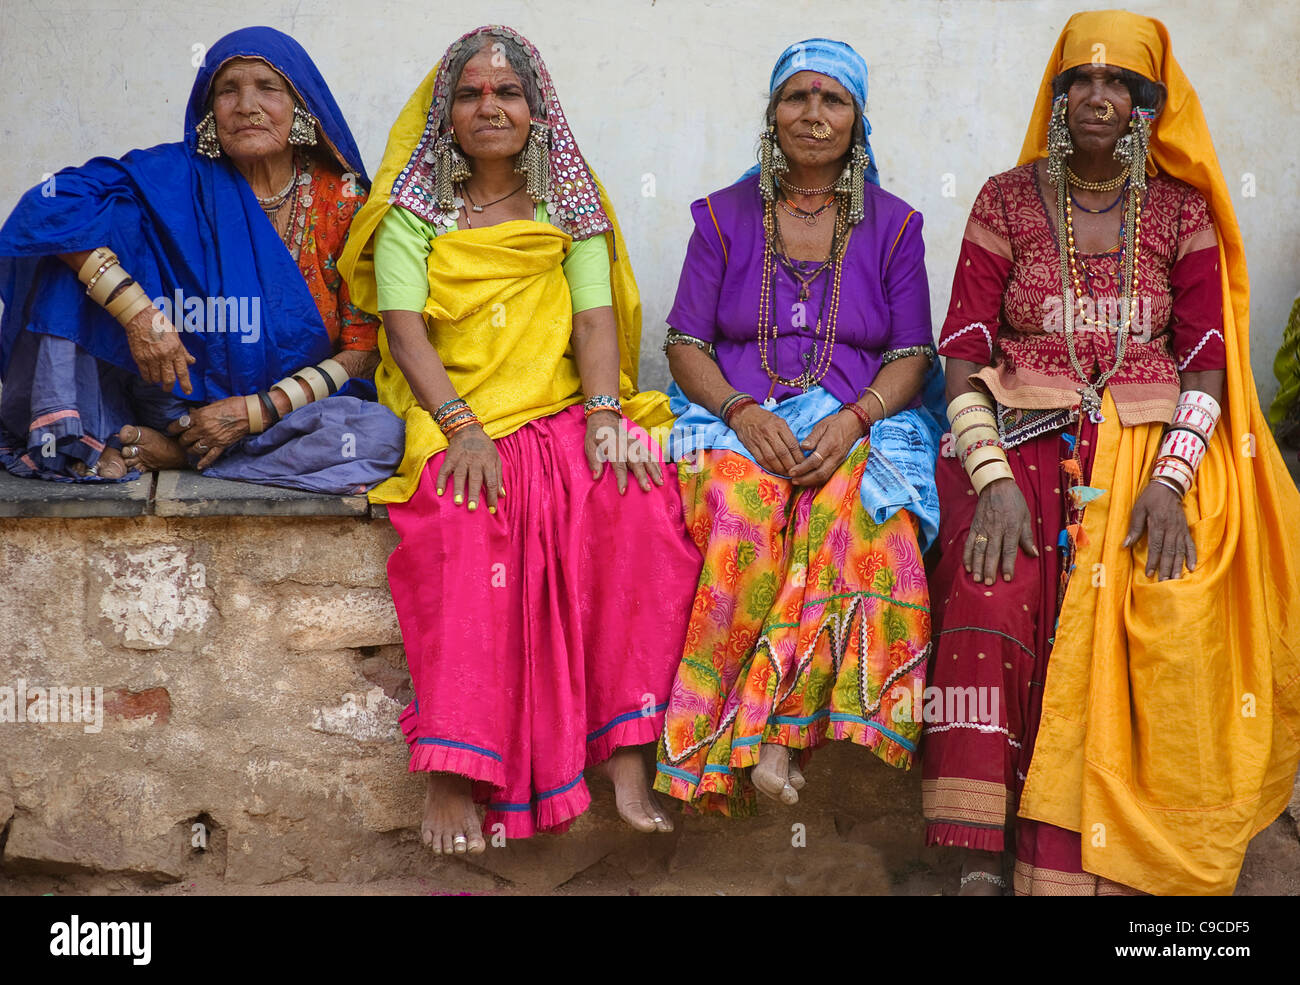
[0,27,402,492]
[655,39,944,814]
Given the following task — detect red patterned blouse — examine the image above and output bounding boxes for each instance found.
[294,158,379,352]
[937,162,1224,425]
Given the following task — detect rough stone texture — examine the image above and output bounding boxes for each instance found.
[1,513,1297,895]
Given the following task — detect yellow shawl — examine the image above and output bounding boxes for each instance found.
[1015,10,1300,894]
[339,62,671,504]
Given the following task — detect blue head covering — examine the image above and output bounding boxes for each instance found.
[185,26,368,183]
[0,27,369,403]
[762,37,880,187]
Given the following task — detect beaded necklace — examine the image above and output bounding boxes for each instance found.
[756,197,850,400]
[1055,169,1143,423]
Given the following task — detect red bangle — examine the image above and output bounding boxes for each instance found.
[723,396,757,427]
[841,401,872,436]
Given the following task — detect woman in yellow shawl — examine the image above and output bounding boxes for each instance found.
[924,9,1300,895]
[339,25,701,854]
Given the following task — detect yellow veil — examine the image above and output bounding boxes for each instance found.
[1015,10,1300,895]
[339,49,671,504]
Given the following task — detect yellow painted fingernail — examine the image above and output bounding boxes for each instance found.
[488,506,496,514]
[454,494,463,505]
[436,487,444,496]
[468,501,477,512]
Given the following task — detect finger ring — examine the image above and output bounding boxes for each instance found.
[974,534,989,544]
[126,445,139,458]
[196,442,209,451]
[126,425,141,443]
[811,451,824,461]
[177,414,192,429]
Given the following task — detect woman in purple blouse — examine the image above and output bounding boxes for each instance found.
[653,39,942,815]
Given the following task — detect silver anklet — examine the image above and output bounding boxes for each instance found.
[960,870,1007,889]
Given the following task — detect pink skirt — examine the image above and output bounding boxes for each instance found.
[386,405,702,838]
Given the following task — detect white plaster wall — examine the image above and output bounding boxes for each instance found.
[1,0,1296,404]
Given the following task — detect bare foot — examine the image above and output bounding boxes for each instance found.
[119,424,187,471]
[422,772,485,856]
[787,755,806,792]
[600,746,673,833]
[95,446,128,479]
[752,743,798,805]
[959,848,1005,896]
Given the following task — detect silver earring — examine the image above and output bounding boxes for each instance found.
[1046,94,1074,185]
[513,122,551,203]
[195,111,222,159]
[758,125,788,202]
[288,106,318,147]
[1114,106,1154,193]
[434,134,472,211]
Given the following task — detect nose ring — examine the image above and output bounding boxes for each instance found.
[1093,100,1115,121]
[490,107,509,129]
[249,110,266,126]
[810,120,832,140]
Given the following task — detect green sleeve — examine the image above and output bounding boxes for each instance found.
[562,232,613,314]
[374,205,436,312]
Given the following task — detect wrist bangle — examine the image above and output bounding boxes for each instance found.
[1150,475,1187,499]
[861,385,888,420]
[258,390,280,427]
[105,284,155,326]
[841,401,872,436]
[271,377,309,412]
[584,394,621,417]
[77,247,118,284]
[722,395,757,427]
[971,458,1015,495]
[245,394,265,434]
[317,357,350,392]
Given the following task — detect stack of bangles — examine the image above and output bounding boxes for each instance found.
[947,391,1013,493]
[1150,390,1220,498]
[76,247,155,328]
[584,394,621,418]
[720,392,756,426]
[433,397,481,438]
[841,385,888,436]
[245,357,351,435]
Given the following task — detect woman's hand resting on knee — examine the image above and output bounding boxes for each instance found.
[965,477,1038,586]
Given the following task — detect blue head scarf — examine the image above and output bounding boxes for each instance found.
[0,26,369,403]
[754,37,881,187]
[186,26,368,183]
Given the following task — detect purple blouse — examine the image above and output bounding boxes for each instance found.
[667,174,933,408]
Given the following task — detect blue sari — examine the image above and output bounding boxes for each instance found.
[0,26,402,492]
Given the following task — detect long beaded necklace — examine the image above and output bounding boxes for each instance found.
[756,197,850,399]
[1055,168,1143,423]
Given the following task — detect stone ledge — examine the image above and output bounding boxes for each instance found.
[153,471,368,517]
[0,468,152,518]
[0,468,382,519]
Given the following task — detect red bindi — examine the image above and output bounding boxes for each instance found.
[811,80,822,92]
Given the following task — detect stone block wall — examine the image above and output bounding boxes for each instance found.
[1,489,1298,895]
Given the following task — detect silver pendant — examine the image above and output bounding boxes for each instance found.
[1078,386,1105,424]
[471,205,484,213]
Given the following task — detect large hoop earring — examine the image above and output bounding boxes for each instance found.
[758,125,788,203]
[195,111,222,159]
[1046,93,1074,185]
